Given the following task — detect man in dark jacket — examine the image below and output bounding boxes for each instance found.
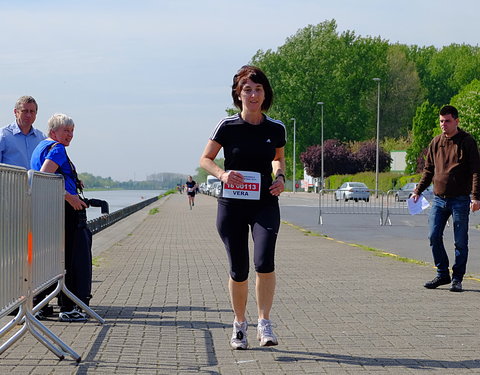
[412,105,480,292]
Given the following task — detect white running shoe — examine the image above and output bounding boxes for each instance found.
[257,319,278,346]
[230,321,248,350]
[58,306,88,322]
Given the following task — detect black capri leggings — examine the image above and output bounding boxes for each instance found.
[216,199,280,282]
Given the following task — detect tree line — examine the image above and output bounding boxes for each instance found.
[244,19,480,179]
[78,172,187,190]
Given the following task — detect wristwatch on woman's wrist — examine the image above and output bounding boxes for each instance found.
[276,173,285,182]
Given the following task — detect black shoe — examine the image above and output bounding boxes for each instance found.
[8,308,19,316]
[35,310,48,320]
[450,280,463,292]
[424,275,451,289]
[34,305,54,320]
[43,305,54,316]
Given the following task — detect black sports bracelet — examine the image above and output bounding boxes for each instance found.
[276,174,285,181]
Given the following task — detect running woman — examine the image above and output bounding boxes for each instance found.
[200,65,286,349]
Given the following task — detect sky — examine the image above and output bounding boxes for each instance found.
[0,0,478,181]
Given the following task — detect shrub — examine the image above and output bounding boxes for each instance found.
[301,140,357,177]
[325,171,404,192]
[300,138,391,178]
[354,140,392,172]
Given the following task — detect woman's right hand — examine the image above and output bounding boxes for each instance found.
[65,193,88,210]
[220,170,244,185]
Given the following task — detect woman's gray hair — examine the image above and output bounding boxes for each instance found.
[47,113,75,136]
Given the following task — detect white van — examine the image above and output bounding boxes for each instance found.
[206,175,220,195]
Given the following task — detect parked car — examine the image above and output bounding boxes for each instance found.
[205,175,220,195]
[209,181,222,197]
[395,183,434,202]
[335,182,370,202]
[213,181,222,197]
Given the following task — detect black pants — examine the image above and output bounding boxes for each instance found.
[58,203,92,311]
[216,199,280,282]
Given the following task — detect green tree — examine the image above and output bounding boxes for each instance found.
[250,20,389,181]
[378,45,424,138]
[451,79,480,143]
[241,22,480,180]
[78,172,96,188]
[146,172,189,188]
[405,100,439,174]
[381,134,411,153]
[406,45,437,86]
[195,158,224,182]
[78,172,115,189]
[408,44,480,107]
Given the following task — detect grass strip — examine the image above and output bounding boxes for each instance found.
[282,220,426,266]
[149,207,159,215]
[282,221,480,281]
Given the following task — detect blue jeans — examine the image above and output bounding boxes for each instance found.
[429,195,470,282]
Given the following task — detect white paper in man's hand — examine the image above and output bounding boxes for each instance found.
[407,196,430,215]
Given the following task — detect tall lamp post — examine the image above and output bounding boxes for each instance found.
[373,78,381,198]
[290,118,296,193]
[317,102,324,190]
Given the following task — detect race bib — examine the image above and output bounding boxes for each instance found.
[222,171,261,200]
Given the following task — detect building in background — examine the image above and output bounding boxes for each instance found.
[390,150,407,173]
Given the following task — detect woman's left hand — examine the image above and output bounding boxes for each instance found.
[269,177,285,196]
[65,193,88,210]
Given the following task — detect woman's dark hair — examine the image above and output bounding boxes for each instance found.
[231,65,273,111]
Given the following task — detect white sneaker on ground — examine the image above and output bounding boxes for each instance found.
[257,318,278,346]
[230,321,248,350]
[58,307,88,322]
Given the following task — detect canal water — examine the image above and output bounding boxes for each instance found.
[82,190,165,220]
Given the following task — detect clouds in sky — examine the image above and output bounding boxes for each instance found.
[0,0,478,180]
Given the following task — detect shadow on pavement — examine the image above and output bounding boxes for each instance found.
[77,305,232,373]
[272,348,480,370]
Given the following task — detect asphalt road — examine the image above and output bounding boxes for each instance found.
[279,192,480,279]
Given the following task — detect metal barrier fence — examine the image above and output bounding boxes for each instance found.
[318,189,432,225]
[29,170,65,297]
[87,195,158,234]
[0,165,29,318]
[0,165,105,362]
[318,189,384,225]
[383,189,430,226]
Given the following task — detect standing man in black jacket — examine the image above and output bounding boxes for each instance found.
[412,105,480,292]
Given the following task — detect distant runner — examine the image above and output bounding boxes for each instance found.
[185,176,197,209]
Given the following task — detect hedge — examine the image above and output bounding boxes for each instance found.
[324,172,422,192]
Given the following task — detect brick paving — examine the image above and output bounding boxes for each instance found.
[2,193,480,374]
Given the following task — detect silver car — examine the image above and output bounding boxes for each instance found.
[198,182,207,194]
[395,183,434,202]
[210,181,222,197]
[335,182,370,202]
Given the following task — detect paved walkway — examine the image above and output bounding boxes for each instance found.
[2,193,480,374]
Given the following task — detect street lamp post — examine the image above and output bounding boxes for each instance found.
[373,78,381,198]
[316,102,324,225]
[290,118,296,193]
[317,102,324,190]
